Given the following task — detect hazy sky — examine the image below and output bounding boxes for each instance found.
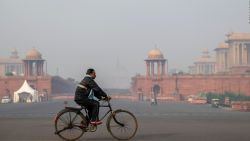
[0,0,249,88]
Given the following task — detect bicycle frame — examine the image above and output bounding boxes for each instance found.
[55,99,137,141]
[99,100,113,120]
[83,100,112,121]
[83,100,124,127]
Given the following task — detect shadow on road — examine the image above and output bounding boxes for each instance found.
[82,133,178,141]
[135,132,178,140]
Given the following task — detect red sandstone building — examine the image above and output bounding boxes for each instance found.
[0,48,51,102]
[131,32,250,101]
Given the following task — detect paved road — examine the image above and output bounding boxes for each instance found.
[0,100,250,141]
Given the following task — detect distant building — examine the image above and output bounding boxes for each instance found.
[190,48,216,75]
[214,42,229,73]
[0,48,51,102]
[222,33,250,74]
[131,33,250,101]
[0,49,24,76]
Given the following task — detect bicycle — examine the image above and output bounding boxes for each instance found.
[54,99,138,141]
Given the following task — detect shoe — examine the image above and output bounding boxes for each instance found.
[90,120,102,125]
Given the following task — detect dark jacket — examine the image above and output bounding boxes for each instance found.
[75,76,107,101]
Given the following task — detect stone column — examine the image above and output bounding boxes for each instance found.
[24,61,27,76]
[41,61,44,76]
[233,46,236,66]
[202,64,204,74]
[38,61,42,76]
[243,44,247,65]
[247,46,250,65]
[36,61,38,76]
[38,61,41,76]
[157,61,161,77]
[35,61,38,76]
[222,51,224,71]
[228,45,232,68]
[240,44,243,65]
[198,64,200,74]
[221,51,224,71]
[28,61,30,76]
[217,52,220,72]
[236,45,239,65]
[146,61,150,76]
[151,62,155,76]
[162,61,166,75]
[232,45,235,66]
[196,64,199,74]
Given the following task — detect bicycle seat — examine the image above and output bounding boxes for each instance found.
[65,106,85,110]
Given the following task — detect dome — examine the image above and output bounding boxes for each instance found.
[26,48,42,60]
[147,48,164,59]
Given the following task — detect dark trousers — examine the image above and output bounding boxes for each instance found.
[75,99,100,121]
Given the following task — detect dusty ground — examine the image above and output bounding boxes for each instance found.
[0,100,250,141]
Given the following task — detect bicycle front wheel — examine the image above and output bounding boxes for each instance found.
[54,109,87,141]
[106,109,138,140]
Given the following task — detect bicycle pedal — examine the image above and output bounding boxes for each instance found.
[88,124,97,132]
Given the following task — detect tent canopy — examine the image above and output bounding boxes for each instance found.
[14,80,38,103]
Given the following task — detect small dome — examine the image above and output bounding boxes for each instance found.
[148,48,164,59]
[26,48,42,60]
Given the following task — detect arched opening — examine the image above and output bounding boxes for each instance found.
[18,92,32,103]
[152,85,161,105]
[153,85,160,96]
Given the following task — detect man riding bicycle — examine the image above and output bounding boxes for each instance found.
[74,68,111,125]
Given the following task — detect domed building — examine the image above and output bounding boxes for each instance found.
[147,48,164,59]
[131,48,171,102]
[145,48,167,77]
[131,37,250,102]
[214,43,229,73]
[23,48,45,76]
[0,48,24,76]
[189,48,216,75]
[0,48,51,103]
[25,48,42,60]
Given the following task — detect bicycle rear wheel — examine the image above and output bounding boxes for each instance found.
[54,109,87,141]
[107,109,138,140]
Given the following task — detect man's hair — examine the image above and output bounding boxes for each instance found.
[86,68,95,75]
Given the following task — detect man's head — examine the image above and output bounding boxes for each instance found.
[86,68,96,79]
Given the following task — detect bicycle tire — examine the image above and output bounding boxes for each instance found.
[106,109,138,140]
[54,109,87,141]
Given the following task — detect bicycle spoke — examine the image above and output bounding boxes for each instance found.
[69,112,72,123]
[56,126,70,134]
[71,113,78,124]
[59,116,68,125]
[109,124,122,127]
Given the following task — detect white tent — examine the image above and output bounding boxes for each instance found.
[14,80,39,103]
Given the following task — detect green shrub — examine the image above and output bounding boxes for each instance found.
[5,72,13,76]
[206,91,250,103]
